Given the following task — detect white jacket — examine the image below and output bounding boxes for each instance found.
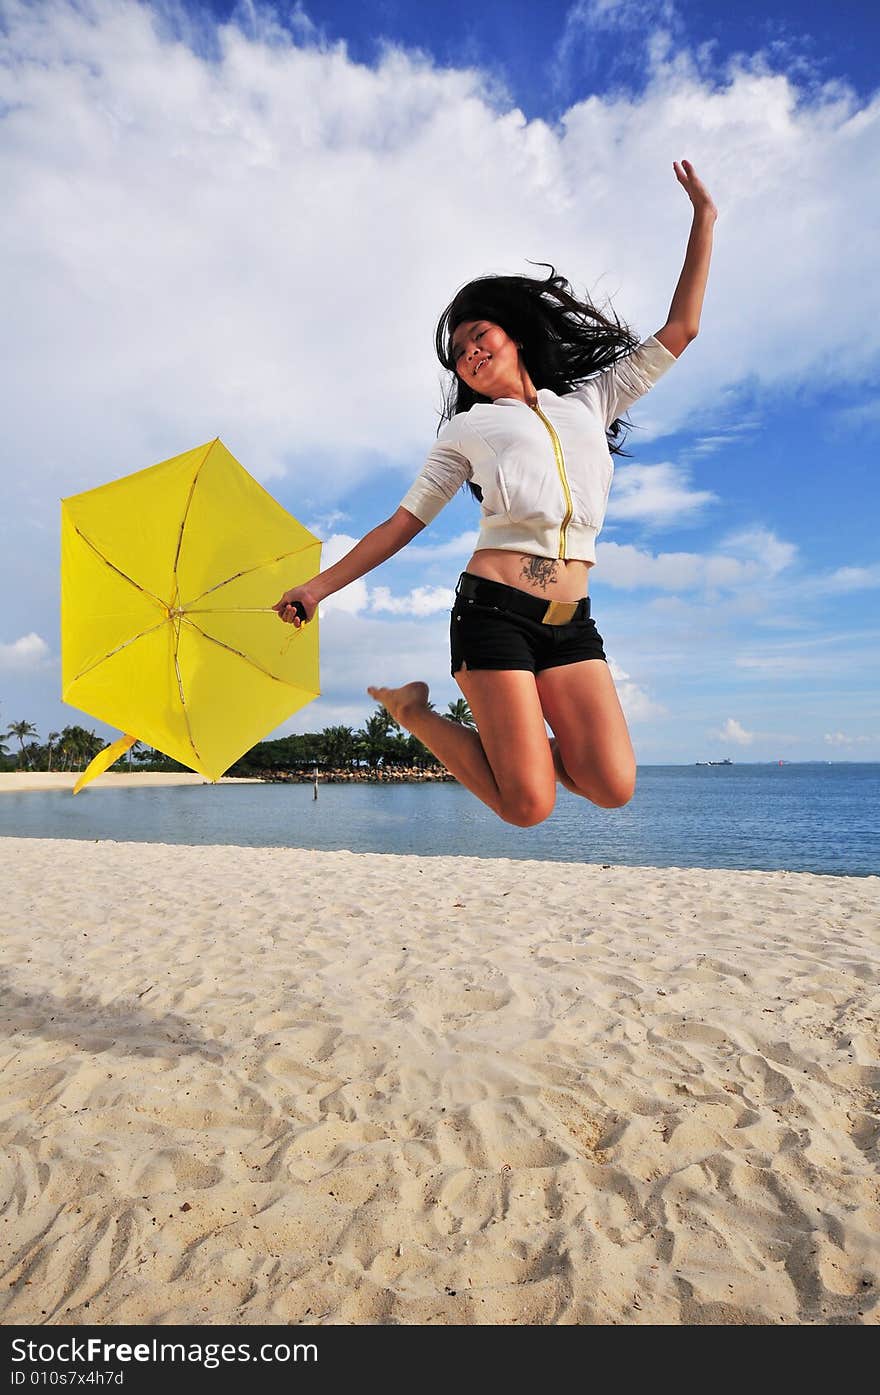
[399,332,677,564]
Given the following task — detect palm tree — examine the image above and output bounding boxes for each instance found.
[46,731,60,771]
[446,698,475,728]
[138,744,156,767]
[358,710,396,771]
[68,729,87,770]
[58,728,78,770]
[402,731,440,770]
[56,724,102,771]
[5,720,38,769]
[128,740,148,769]
[109,739,148,771]
[320,725,357,770]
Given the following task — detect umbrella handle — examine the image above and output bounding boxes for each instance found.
[73,733,137,795]
[183,605,310,619]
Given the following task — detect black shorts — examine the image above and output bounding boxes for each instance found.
[450,571,607,677]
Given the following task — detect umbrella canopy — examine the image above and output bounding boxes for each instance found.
[61,438,320,790]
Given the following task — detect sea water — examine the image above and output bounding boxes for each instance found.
[2,764,878,877]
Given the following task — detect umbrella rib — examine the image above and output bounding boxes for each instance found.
[171,439,217,605]
[70,618,168,685]
[184,544,318,607]
[180,616,307,690]
[172,616,202,764]
[74,526,168,612]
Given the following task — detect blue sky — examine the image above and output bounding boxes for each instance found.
[1,0,878,763]
[193,0,880,114]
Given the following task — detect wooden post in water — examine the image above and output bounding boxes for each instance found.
[313,765,318,800]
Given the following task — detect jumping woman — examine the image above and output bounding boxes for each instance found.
[275,159,717,827]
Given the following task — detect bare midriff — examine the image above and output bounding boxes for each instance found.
[463,548,590,602]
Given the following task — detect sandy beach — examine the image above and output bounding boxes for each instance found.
[1,836,878,1325]
[0,773,261,792]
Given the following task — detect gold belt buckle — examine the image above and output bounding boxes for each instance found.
[542,599,579,625]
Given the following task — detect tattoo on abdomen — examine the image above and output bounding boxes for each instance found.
[519,556,559,590]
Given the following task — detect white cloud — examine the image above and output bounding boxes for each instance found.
[408,531,480,561]
[711,717,754,746]
[313,536,459,618]
[311,534,368,616]
[824,730,872,747]
[370,584,455,616]
[810,564,880,594]
[3,0,879,519]
[720,528,799,577]
[732,625,880,677]
[833,399,880,432]
[687,417,762,457]
[0,633,51,671]
[606,460,717,525]
[607,657,666,721]
[304,509,351,537]
[554,1,681,83]
[596,527,798,590]
[735,653,824,676]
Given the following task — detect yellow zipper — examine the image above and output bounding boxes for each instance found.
[530,403,573,559]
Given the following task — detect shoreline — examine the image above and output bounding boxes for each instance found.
[257,766,453,783]
[0,770,454,792]
[0,769,451,792]
[0,772,262,792]
[2,836,878,1325]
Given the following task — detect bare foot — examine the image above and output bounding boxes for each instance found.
[549,736,583,795]
[366,681,430,726]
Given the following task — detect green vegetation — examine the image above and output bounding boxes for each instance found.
[0,700,475,778]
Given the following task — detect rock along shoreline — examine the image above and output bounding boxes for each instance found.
[255,766,456,784]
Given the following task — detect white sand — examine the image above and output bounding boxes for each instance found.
[0,773,260,792]
[1,836,878,1325]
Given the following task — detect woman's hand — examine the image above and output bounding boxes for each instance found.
[673,159,717,220]
[273,583,320,627]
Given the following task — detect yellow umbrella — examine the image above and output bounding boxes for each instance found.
[61,438,320,793]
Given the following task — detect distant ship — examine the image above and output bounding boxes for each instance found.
[695,758,733,766]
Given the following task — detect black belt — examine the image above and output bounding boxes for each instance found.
[455,572,590,626]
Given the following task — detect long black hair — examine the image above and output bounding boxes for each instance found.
[434,262,642,503]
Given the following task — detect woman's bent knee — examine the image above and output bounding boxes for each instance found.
[501,788,556,827]
[592,772,636,808]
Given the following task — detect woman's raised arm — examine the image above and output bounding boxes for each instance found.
[655,159,717,358]
[274,507,426,627]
